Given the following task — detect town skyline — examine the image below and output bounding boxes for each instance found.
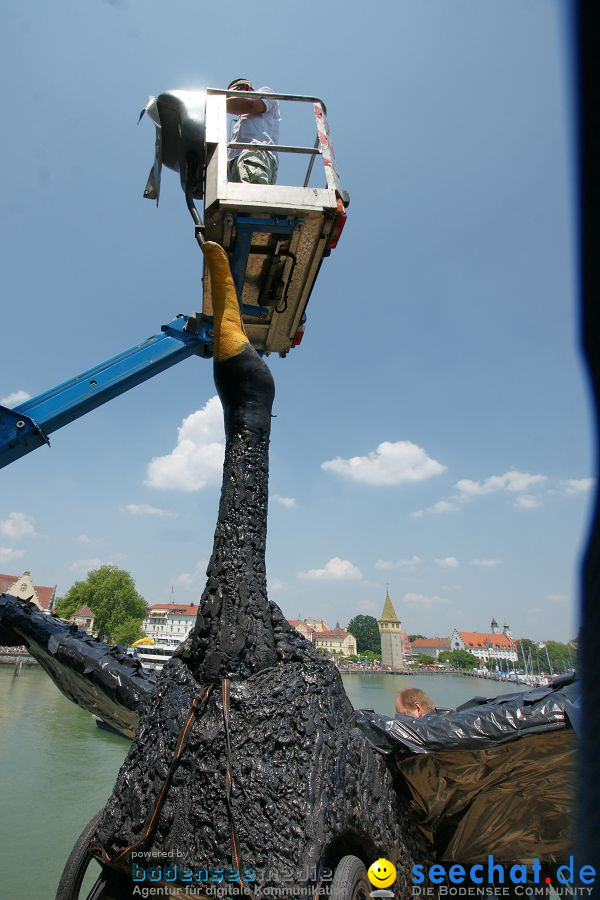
[0,565,577,646]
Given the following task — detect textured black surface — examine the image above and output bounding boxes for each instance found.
[91,345,432,895]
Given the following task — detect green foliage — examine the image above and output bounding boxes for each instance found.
[60,566,147,644]
[414,654,437,665]
[408,634,425,642]
[55,591,84,619]
[517,638,576,674]
[112,617,145,647]
[347,615,381,654]
[361,650,382,661]
[439,650,478,670]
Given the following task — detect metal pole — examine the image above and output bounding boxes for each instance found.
[303,136,321,187]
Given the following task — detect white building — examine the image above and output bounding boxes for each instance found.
[71,605,95,634]
[312,628,357,656]
[451,619,518,666]
[288,619,357,656]
[143,602,199,644]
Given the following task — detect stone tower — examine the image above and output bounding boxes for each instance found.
[491,617,499,635]
[379,590,404,670]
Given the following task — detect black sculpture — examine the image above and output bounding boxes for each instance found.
[88,243,429,896]
[1,243,431,898]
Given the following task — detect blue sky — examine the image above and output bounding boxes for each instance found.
[0,1,591,642]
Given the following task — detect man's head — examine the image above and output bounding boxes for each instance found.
[227,77,253,92]
[395,688,435,717]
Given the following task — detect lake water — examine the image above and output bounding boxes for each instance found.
[0,665,525,899]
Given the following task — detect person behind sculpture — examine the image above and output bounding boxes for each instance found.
[395,688,436,718]
[226,77,280,185]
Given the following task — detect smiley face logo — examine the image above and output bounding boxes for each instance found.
[367,858,397,889]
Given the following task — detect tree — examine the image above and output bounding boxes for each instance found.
[112,617,146,647]
[414,654,437,665]
[56,566,147,645]
[439,650,478,670]
[347,615,381,654]
[408,634,425,642]
[361,650,382,662]
[517,638,576,675]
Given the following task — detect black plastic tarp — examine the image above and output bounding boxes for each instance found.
[355,678,579,864]
[0,593,156,737]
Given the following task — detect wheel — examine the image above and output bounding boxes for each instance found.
[329,855,371,900]
[55,809,107,900]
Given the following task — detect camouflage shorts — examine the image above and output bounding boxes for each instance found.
[228,149,277,185]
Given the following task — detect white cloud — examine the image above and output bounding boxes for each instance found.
[298,557,362,581]
[515,494,543,509]
[401,592,450,607]
[69,558,103,573]
[321,440,445,486]
[375,555,421,570]
[124,503,178,518]
[545,593,568,603]
[561,478,595,495]
[68,554,127,575]
[77,533,107,546]
[457,469,547,496]
[429,500,459,514]
[268,576,286,593]
[1,390,31,407]
[0,512,36,539]
[471,558,502,568]
[174,559,209,591]
[357,599,379,613]
[0,547,25,564]
[145,396,224,492]
[435,556,460,568]
[411,498,460,518]
[272,495,296,509]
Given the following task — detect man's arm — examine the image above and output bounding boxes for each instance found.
[227,96,267,116]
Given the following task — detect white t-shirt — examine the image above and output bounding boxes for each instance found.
[228,86,280,162]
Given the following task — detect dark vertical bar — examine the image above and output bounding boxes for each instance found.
[230,225,253,299]
[577,0,600,880]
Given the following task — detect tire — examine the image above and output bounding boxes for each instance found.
[55,808,106,900]
[329,855,371,900]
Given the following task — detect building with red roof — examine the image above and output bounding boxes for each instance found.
[451,618,517,665]
[411,637,451,660]
[288,619,357,656]
[71,605,95,634]
[0,571,56,611]
[142,602,200,646]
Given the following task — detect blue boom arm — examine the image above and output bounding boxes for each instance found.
[0,216,283,471]
[0,314,213,470]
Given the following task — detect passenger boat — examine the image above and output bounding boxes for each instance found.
[129,636,181,670]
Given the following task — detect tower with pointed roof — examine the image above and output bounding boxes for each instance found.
[491,617,499,635]
[378,590,405,670]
